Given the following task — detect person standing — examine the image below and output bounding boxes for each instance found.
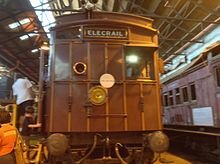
[12,75,34,131]
[0,110,17,164]
[21,106,41,146]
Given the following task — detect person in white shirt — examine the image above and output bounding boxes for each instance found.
[12,75,34,131]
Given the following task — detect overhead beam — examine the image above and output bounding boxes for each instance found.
[148,0,161,13]
[159,38,204,43]
[0,47,38,81]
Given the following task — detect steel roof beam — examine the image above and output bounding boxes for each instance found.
[162,5,220,60]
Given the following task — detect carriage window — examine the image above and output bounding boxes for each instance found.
[190,84,196,101]
[168,90,174,106]
[182,86,189,102]
[124,46,155,80]
[163,93,169,107]
[175,88,181,104]
[216,67,220,87]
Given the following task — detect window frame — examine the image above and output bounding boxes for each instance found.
[215,66,220,88]
[181,86,189,103]
[168,90,174,106]
[189,83,197,101]
[163,92,169,107]
[175,88,182,105]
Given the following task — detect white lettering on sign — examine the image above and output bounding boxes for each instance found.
[84,28,128,39]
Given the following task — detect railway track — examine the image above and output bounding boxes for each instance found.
[164,125,220,163]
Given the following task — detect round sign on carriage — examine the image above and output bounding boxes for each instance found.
[99,73,115,88]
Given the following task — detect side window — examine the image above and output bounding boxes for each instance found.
[163,93,169,107]
[216,67,220,87]
[182,86,189,102]
[175,88,181,104]
[190,83,196,101]
[168,90,174,106]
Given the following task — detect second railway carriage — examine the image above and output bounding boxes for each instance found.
[161,42,220,127]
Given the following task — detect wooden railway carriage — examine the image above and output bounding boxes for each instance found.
[161,42,220,127]
[44,10,167,162]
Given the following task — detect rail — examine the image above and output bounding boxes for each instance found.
[164,128,220,137]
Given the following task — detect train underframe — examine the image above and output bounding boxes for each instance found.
[44,130,169,164]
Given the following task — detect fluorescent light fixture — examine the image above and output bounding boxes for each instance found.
[31,49,39,53]
[41,42,49,50]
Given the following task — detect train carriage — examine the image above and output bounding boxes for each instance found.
[42,10,169,162]
[45,11,163,135]
[161,42,220,127]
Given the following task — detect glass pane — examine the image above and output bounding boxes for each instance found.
[216,67,220,87]
[124,46,155,80]
[175,88,181,104]
[182,87,188,102]
[190,84,196,100]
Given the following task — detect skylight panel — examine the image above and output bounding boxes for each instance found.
[19,35,29,40]
[29,0,56,38]
[8,22,19,29]
[8,18,31,29]
[19,18,31,25]
[29,33,38,37]
[19,33,39,40]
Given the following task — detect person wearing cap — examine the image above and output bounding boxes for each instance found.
[0,110,17,164]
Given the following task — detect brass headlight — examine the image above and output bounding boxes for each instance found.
[88,86,107,105]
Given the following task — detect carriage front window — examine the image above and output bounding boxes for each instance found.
[124,46,155,80]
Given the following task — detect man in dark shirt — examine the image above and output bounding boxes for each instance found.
[21,106,41,138]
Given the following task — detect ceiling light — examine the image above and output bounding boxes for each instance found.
[41,42,49,50]
[31,49,39,53]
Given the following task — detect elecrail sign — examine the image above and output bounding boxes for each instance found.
[83,27,128,39]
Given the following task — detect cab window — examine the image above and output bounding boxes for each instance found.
[124,46,155,80]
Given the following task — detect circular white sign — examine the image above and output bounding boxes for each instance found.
[99,73,115,88]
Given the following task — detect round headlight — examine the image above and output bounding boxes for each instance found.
[88,86,107,105]
[73,62,87,75]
